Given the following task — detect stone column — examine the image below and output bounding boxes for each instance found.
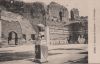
[34,24,48,63]
[46,26,50,46]
[38,26,49,63]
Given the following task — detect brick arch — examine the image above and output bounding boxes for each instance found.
[8,31,18,45]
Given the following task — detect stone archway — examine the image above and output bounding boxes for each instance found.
[8,31,18,45]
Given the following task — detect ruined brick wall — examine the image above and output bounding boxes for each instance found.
[47,2,69,23]
[70,8,80,21]
[1,20,22,39]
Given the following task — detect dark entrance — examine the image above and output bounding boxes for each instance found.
[8,31,18,45]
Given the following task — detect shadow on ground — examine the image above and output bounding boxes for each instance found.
[49,48,83,51]
[0,51,34,62]
[0,51,63,62]
[64,55,88,64]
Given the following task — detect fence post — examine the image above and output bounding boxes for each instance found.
[0,10,1,42]
[0,20,1,42]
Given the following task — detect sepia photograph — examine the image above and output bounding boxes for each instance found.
[0,0,88,64]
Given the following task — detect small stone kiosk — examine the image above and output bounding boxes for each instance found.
[34,24,48,63]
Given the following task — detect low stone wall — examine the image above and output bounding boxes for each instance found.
[49,40,68,45]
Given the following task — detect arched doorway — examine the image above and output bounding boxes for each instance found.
[8,31,18,45]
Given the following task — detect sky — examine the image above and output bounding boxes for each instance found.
[20,0,88,16]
